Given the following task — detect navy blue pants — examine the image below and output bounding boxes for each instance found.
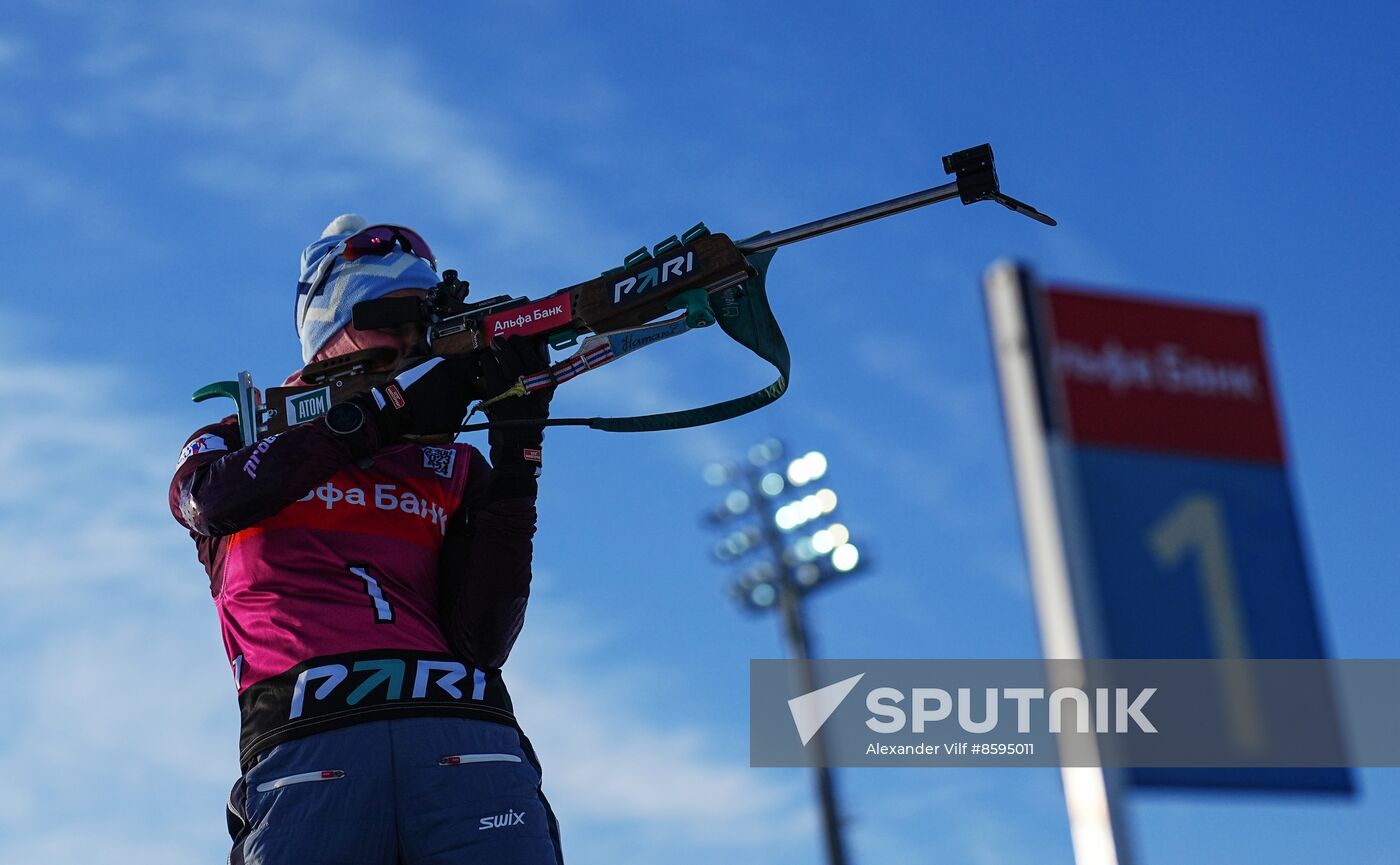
[227,717,562,864]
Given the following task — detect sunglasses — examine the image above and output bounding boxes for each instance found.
[342,224,436,269]
[297,224,437,330]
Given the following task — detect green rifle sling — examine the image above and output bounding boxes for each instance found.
[587,249,788,432]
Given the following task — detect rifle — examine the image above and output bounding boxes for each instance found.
[194,144,1054,445]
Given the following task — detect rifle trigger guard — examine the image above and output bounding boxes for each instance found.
[664,288,716,329]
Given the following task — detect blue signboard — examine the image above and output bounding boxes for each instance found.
[1068,445,1348,791]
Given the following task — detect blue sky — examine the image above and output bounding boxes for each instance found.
[1,2,1397,863]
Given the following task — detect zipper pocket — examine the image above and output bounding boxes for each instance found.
[438,753,523,766]
[255,769,345,793]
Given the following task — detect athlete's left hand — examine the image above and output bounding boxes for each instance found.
[482,336,553,473]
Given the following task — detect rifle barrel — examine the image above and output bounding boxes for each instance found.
[735,180,961,255]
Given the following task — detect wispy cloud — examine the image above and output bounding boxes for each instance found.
[509,646,808,840]
[850,331,986,437]
[0,155,105,217]
[846,771,1067,865]
[39,2,617,257]
[0,32,23,67]
[0,314,236,863]
[0,356,200,622]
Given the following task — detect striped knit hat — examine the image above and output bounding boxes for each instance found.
[294,214,439,363]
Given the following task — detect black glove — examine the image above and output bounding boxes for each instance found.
[481,335,554,476]
[362,348,479,439]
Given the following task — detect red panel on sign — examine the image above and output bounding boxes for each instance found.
[1043,285,1285,463]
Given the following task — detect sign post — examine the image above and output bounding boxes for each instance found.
[984,263,1136,865]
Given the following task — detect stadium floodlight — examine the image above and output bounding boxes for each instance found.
[775,503,801,531]
[725,489,751,515]
[760,472,785,497]
[703,462,730,487]
[700,439,866,865]
[793,536,818,562]
[750,582,777,607]
[787,451,829,487]
[748,438,784,467]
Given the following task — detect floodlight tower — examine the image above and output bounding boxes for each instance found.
[703,439,869,865]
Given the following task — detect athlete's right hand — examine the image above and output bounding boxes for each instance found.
[363,350,478,438]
